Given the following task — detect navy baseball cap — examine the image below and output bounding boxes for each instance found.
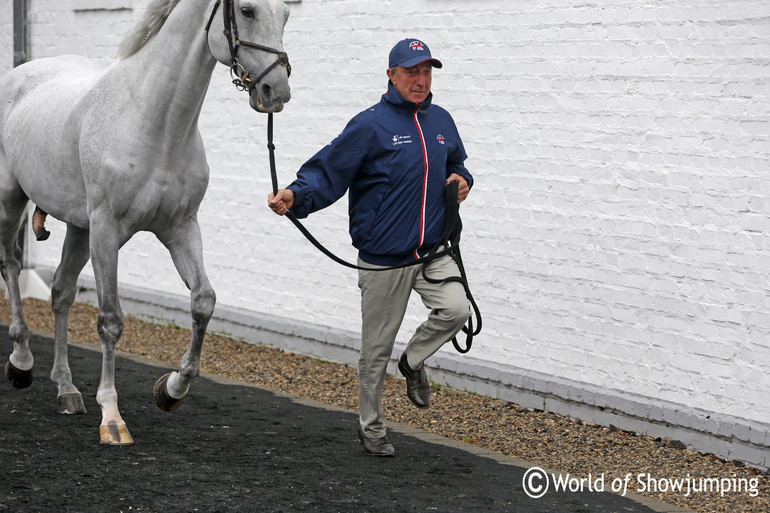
[388,38,443,69]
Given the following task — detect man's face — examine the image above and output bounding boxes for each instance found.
[387,62,433,104]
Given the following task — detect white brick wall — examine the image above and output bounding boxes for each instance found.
[1,1,18,73]
[8,0,770,450]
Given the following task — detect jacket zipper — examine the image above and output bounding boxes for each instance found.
[413,105,428,260]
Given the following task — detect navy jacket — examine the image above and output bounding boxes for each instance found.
[288,82,473,266]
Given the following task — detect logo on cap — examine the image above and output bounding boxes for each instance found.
[410,41,425,51]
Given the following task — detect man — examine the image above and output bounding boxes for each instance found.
[269,38,473,456]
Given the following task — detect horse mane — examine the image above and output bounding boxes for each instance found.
[118,0,185,59]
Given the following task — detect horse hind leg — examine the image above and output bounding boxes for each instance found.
[0,190,33,388]
[49,224,91,414]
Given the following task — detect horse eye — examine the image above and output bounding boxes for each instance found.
[241,7,255,19]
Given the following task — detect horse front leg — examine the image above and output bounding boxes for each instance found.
[50,224,91,414]
[89,221,132,445]
[153,217,215,412]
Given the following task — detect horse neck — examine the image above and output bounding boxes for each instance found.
[120,0,217,140]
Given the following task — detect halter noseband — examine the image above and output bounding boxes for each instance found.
[205,0,291,91]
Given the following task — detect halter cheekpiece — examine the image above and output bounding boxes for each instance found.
[205,0,291,91]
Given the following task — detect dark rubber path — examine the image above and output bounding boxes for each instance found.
[0,330,690,512]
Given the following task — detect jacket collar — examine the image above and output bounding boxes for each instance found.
[383,81,433,112]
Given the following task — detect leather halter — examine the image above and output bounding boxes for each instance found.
[205,0,291,91]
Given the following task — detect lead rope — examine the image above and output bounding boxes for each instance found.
[267,113,482,352]
[419,182,482,353]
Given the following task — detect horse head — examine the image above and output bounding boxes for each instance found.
[207,0,292,113]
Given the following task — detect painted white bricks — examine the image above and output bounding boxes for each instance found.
[1,3,12,74]
[4,0,769,447]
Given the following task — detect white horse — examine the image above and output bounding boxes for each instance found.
[0,0,291,444]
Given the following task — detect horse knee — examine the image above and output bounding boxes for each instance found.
[97,310,124,344]
[191,287,216,324]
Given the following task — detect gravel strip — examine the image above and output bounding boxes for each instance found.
[1,298,767,512]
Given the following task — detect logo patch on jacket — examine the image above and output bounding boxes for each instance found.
[392,134,412,146]
[436,134,445,144]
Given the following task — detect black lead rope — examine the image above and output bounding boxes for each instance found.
[267,113,482,353]
[420,182,482,353]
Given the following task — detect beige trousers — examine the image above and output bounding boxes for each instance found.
[357,254,470,438]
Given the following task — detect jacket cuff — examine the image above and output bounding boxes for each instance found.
[287,184,307,218]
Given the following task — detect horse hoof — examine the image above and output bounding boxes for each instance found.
[5,361,33,389]
[57,392,87,414]
[153,373,186,412]
[99,421,134,445]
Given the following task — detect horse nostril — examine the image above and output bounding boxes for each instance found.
[260,83,273,104]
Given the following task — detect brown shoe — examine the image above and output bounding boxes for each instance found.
[357,427,395,457]
[398,353,430,408]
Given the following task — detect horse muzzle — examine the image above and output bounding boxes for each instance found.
[248,81,290,113]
